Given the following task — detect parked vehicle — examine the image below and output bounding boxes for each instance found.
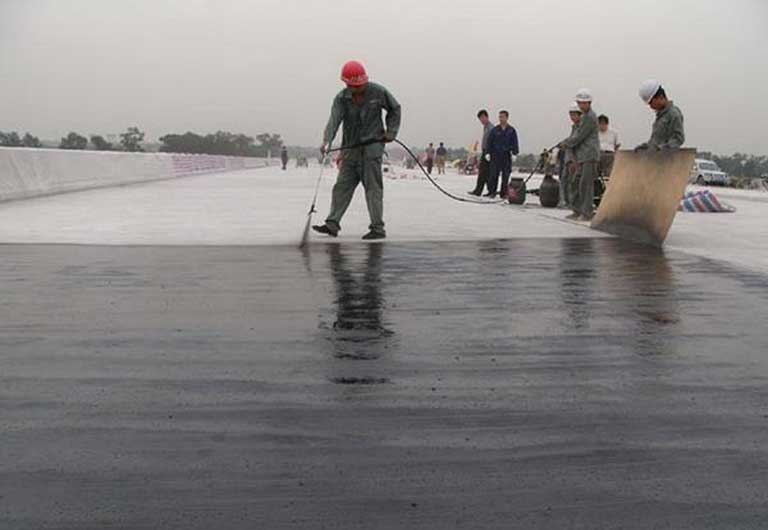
[690,159,729,186]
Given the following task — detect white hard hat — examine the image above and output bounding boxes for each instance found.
[575,88,593,103]
[568,101,582,114]
[639,79,661,103]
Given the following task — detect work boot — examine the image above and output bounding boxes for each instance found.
[467,190,481,197]
[312,224,338,237]
[362,231,386,241]
[578,215,593,222]
[483,192,497,198]
[565,212,580,220]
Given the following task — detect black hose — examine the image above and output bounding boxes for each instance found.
[327,138,506,205]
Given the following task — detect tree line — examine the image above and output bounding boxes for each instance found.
[3,128,764,176]
[698,152,768,180]
[0,127,146,152]
[1,127,284,158]
[514,152,768,179]
[0,131,43,148]
[158,132,283,157]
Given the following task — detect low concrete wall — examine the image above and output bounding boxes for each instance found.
[0,147,268,202]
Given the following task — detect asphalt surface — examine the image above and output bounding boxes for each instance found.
[2,239,768,529]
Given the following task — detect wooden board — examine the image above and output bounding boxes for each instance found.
[591,148,696,246]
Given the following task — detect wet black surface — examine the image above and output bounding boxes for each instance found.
[1,239,768,529]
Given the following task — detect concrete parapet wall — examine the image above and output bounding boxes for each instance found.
[0,147,268,201]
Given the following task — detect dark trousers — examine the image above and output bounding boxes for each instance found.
[489,155,512,196]
[599,151,615,178]
[472,158,490,194]
[425,158,434,174]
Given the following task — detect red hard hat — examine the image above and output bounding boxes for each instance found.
[341,61,368,87]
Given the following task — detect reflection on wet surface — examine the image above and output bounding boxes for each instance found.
[324,243,393,360]
[311,238,746,364]
[2,239,768,529]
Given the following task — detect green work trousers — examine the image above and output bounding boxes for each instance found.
[326,157,385,234]
[570,161,598,219]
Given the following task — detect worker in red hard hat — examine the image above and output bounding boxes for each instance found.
[313,61,402,240]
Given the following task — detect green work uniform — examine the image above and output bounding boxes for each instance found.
[322,82,402,235]
[561,108,600,218]
[644,101,685,150]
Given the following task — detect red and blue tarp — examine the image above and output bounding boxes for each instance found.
[679,190,736,213]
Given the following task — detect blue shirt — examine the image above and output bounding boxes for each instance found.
[486,124,519,158]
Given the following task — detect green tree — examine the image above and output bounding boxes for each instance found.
[90,135,114,151]
[515,153,538,171]
[0,131,23,147]
[255,133,283,156]
[22,133,42,148]
[159,132,205,154]
[159,130,260,157]
[120,127,145,152]
[59,132,88,150]
[445,147,469,161]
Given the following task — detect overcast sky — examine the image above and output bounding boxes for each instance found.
[2,0,767,154]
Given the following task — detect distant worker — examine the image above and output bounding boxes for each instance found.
[313,60,401,241]
[598,114,620,178]
[435,142,447,175]
[469,109,494,196]
[424,143,435,175]
[558,89,600,221]
[559,102,582,208]
[636,79,685,151]
[280,146,289,170]
[485,110,519,198]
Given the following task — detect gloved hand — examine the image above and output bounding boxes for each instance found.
[634,143,649,152]
[319,143,330,156]
[382,133,394,143]
[484,153,491,162]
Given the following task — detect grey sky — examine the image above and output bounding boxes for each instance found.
[2,0,767,154]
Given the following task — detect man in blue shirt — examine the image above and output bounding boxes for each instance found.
[485,110,520,198]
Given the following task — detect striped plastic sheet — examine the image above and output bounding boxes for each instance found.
[679,190,736,213]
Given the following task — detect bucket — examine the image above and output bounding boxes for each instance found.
[507,178,527,205]
[538,174,560,208]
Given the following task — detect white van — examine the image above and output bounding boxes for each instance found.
[690,159,729,186]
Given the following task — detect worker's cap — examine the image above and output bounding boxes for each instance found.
[341,61,369,87]
[575,89,593,103]
[639,79,662,103]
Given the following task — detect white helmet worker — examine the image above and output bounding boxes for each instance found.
[568,101,582,113]
[575,88,593,103]
[639,79,662,103]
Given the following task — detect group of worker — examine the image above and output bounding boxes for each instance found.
[423,142,448,175]
[556,107,620,212]
[554,84,684,220]
[468,109,520,199]
[312,60,685,240]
